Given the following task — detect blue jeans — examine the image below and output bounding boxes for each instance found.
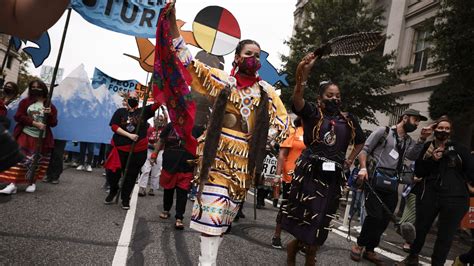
[350,189,366,224]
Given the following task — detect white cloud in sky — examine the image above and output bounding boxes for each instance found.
[30,0,296,85]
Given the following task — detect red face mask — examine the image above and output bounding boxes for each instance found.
[238,56,261,76]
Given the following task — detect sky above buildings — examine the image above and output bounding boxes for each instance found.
[29,0,296,85]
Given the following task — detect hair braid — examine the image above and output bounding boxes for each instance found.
[310,107,325,146]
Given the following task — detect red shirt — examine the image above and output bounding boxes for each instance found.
[147,126,163,145]
[0,99,7,117]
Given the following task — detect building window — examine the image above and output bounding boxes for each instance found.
[389,104,409,126]
[6,55,13,69]
[412,29,431,73]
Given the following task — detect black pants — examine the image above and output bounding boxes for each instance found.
[276,182,291,223]
[79,142,94,165]
[0,123,23,172]
[46,140,67,181]
[410,189,468,265]
[357,188,398,251]
[107,150,147,203]
[97,144,107,165]
[460,229,474,264]
[257,188,270,206]
[163,186,188,220]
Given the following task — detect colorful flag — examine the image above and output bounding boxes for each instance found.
[152,3,197,155]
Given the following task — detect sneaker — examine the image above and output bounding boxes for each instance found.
[85,164,93,172]
[122,201,130,210]
[104,193,116,204]
[42,177,52,183]
[138,188,146,197]
[452,256,465,266]
[25,184,36,193]
[271,237,282,249]
[402,242,411,253]
[76,165,85,171]
[148,189,155,196]
[299,245,307,256]
[0,183,17,194]
[71,161,79,167]
[400,222,416,243]
[102,172,106,177]
[51,180,60,184]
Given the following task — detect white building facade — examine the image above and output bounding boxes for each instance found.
[369,0,445,132]
[0,34,21,84]
[291,0,474,145]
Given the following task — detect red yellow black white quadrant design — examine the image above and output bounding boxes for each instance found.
[192,6,241,56]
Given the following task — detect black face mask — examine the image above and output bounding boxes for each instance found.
[29,90,44,99]
[128,98,139,108]
[403,121,417,133]
[3,87,14,95]
[323,99,341,114]
[434,130,450,141]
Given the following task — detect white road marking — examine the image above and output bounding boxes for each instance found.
[112,184,139,266]
[250,191,453,265]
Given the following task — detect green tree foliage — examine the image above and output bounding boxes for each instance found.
[279,0,403,125]
[18,52,39,95]
[428,0,474,123]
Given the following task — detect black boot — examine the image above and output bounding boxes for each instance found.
[104,189,118,204]
[237,202,245,218]
[256,188,266,209]
[234,202,245,221]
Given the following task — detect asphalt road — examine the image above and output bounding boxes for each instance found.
[0,167,470,265]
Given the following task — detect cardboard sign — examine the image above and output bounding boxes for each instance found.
[135,83,154,102]
[461,198,474,229]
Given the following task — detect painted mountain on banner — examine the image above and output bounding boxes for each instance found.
[7,65,123,144]
[50,64,123,143]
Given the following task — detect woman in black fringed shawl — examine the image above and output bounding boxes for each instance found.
[281,52,366,265]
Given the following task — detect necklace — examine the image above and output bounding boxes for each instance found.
[323,119,337,146]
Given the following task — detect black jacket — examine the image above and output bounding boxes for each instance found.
[414,141,474,198]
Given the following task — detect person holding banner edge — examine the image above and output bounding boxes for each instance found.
[0,80,58,194]
[103,91,159,210]
[161,5,289,265]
